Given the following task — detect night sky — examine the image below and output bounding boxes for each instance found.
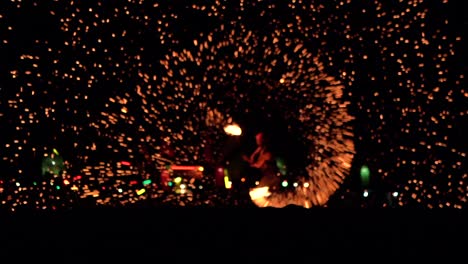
[0,0,466,208]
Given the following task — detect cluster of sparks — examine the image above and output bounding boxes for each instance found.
[0,169,231,211]
[0,0,466,209]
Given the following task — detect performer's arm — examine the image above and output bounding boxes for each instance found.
[243,147,260,163]
[250,151,272,169]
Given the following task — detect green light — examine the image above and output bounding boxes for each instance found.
[281,181,288,187]
[276,157,287,176]
[33,182,37,186]
[56,185,61,190]
[41,155,65,176]
[168,182,173,187]
[143,179,152,186]
[360,165,370,187]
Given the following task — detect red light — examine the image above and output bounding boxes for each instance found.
[74,175,82,180]
[130,180,137,185]
[121,161,131,166]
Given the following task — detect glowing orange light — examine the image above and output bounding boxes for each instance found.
[170,165,202,171]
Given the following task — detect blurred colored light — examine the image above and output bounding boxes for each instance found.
[282,181,288,187]
[171,165,202,171]
[53,148,59,155]
[56,186,61,190]
[130,180,138,185]
[63,179,70,185]
[224,176,231,189]
[174,177,182,184]
[168,182,173,187]
[143,179,152,185]
[360,165,371,187]
[121,161,131,166]
[136,189,146,195]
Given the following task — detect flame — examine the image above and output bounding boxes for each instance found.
[224,124,242,136]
